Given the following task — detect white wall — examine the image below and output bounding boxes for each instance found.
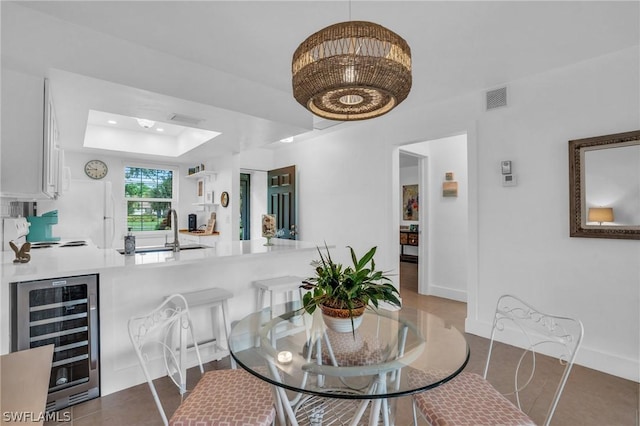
[274,129,396,274]
[275,46,640,381]
[249,171,268,240]
[426,135,469,301]
[209,155,237,242]
[469,48,639,381]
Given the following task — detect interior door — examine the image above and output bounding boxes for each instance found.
[240,173,250,240]
[267,165,297,239]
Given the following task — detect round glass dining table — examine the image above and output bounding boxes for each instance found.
[228,304,469,426]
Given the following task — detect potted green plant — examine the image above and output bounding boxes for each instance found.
[301,244,401,333]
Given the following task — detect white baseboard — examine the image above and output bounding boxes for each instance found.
[465,318,639,383]
[426,284,467,302]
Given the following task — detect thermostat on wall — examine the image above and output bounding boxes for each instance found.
[501,160,512,174]
[502,174,517,187]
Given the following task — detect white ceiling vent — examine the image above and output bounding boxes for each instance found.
[167,113,204,126]
[486,87,507,110]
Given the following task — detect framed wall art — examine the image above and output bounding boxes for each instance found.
[443,181,458,197]
[402,184,419,220]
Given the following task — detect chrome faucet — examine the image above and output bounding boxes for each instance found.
[164,208,180,252]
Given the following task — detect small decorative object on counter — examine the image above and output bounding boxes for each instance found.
[262,214,276,246]
[9,241,31,263]
[205,212,216,234]
[124,228,136,256]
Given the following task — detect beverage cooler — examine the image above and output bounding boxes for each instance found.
[11,274,99,411]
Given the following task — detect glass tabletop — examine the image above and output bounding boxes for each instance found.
[228,304,469,400]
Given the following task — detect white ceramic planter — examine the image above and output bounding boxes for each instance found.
[322,313,363,333]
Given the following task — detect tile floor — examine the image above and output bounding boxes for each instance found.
[46,261,639,425]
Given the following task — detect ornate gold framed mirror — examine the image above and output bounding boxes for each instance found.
[569,130,640,240]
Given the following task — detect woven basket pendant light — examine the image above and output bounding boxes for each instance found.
[292,21,412,121]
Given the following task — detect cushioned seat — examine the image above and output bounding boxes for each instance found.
[412,371,536,426]
[129,294,276,426]
[170,368,275,426]
[411,295,583,426]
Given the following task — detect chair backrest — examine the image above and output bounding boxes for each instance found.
[128,294,204,426]
[484,294,583,426]
[1,344,54,425]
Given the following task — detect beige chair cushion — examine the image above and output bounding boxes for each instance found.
[170,368,275,426]
[412,371,536,426]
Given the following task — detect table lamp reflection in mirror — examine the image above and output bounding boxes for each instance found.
[588,207,614,225]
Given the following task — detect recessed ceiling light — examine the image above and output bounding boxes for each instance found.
[108,120,117,124]
[136,118,155,129]
[156,128,164,132]
[280,137,294,143]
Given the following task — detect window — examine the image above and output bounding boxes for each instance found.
[124,166,175,232]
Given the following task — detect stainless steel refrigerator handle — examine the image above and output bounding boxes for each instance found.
[89,293,98,370]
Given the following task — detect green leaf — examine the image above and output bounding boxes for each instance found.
[355,246,377,270]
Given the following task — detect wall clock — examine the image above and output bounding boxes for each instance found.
[84,159,108,180]
[220,191,229,207]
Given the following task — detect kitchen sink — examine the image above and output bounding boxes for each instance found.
[116,244,209,255]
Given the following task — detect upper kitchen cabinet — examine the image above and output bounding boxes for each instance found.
[42,78,62,199]
[1,71,62,199]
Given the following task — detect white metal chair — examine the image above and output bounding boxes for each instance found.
[412,294,584,426]
[128,294,276,426]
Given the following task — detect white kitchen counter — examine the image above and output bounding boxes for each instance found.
[1,238,319,282]
[1,239,325,396]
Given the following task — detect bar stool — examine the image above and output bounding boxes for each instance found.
[253,275,306,315]
[174,287,236,368]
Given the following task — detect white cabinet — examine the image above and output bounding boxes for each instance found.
[0,71,62,199]
[43,79,62,199]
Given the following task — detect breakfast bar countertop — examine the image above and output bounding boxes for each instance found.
[0,239,321,282]
[0,239,327,394]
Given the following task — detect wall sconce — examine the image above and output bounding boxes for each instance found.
[588,207,614,225]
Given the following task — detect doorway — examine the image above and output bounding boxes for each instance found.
[397,133,469,301]
[399,150,426,295]
[239,166,297,241]
[239,173,250,240]
[267,165,297,239]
